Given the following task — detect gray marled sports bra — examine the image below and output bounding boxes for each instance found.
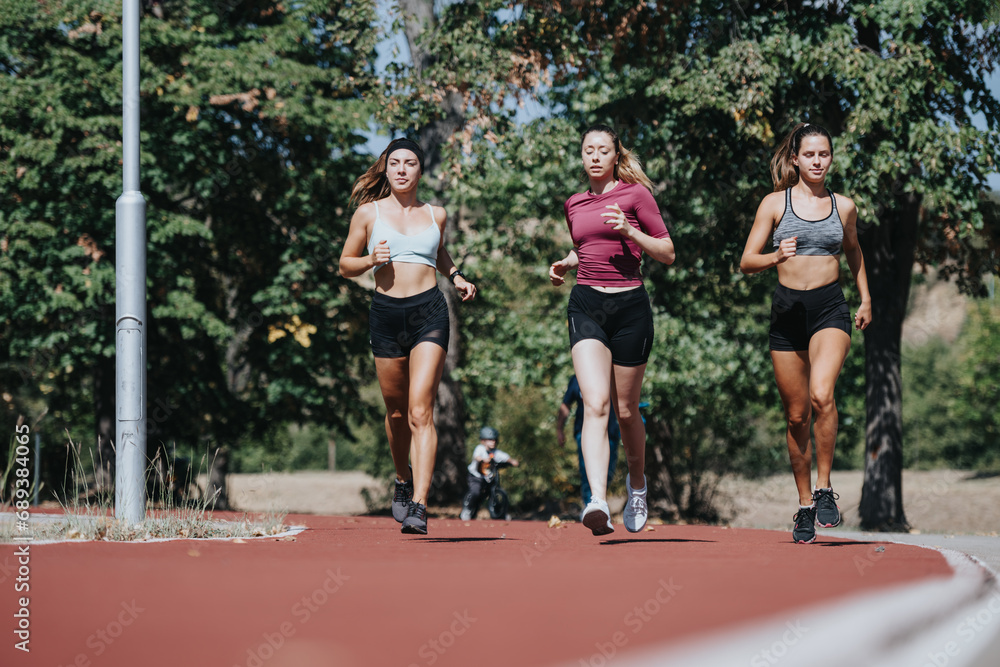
[772,188,843,256]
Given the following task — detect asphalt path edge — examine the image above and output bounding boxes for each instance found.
[568,542,1000,667]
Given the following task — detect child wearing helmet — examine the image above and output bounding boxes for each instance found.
[460,426,519,521]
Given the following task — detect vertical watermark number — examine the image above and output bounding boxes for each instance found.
[12,422,33,652]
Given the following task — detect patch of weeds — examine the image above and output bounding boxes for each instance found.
[0,431,288,543]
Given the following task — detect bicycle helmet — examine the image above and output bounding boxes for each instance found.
[479,426,499,441]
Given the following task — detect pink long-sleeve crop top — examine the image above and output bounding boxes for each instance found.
[563,182,670,287]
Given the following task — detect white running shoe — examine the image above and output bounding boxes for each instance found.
[581,499,614,536]
[623,474,648,533]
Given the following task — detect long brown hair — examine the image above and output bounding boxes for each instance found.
[581,124,654,192]
[350,138,426,208]
[769,123,834,192]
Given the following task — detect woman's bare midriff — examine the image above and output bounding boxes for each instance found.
[776,255,840,291]
[589,284,643,294]
[375,263,440,298]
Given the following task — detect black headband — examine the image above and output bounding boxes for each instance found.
[385,139,424,171]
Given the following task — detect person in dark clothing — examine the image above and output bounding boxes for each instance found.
[556,375,620,505]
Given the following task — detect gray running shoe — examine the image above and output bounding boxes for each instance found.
[623,474,648,533]
[792,506,817,544]
[391,476,414,523]
[812,488,841,527]
[401,502,427,535]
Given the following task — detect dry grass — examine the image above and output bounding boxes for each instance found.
[0,509,289,543]
[0,434,288,543]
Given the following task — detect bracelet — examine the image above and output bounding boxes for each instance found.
[449,270,465,284]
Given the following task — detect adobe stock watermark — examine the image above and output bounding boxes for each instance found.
[854,544,888,576]
[12,421,33,654]
[573,293,622,341]
[233,567,349,667]
[0,556,16,586]
[240,471,279,499]
[579,578,683,667]
[405,610,477,667]
[750,619,809,666]
[55,600,145,666]
[521,525,567,566]
[921,590,1000,667]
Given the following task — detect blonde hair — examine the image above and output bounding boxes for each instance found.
[582,124,654,192]
[350,138,425,208]
[769,123,834,192]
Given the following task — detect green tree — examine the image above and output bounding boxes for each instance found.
[382,0,474,503]
[953,300,1000,468]
[1,0,380,492]
[900,337,971,468]
[901,296,1000,471]
[375,0,582,502]
[513,0,1000,528]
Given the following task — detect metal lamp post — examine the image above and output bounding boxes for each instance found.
[115,0,147,524]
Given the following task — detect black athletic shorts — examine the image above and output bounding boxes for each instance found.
[369,287,450,358]
[567,285,654,367]
[769,281,851,351]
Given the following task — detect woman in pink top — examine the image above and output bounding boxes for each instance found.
[340,138,476,535]
[549,125,675,536]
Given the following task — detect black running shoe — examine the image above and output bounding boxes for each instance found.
[792,506,817,544]
[401,502,427,535]
[391,476,414,523]
[813,488,841,528]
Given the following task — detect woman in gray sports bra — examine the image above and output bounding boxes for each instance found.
[740,123,872,545]
[340,138,477,536]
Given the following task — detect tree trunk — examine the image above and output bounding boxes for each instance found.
[644,415,678,519]
[398,0,466,176]
[400,0,470,504]
[857,192,920,531]
[207,446,230,511]
[429,287,468,503]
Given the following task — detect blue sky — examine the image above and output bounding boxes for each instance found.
[980,71,1000,191]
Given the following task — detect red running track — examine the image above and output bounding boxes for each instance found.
[2,515,950,667]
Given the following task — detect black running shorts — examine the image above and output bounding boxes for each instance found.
[567,285,654,367]
[369,287,450,358]
[769,281,851,351]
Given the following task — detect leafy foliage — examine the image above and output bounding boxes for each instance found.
[904,298,1000,470]
[2,0,381,454]
[2,1,998,521]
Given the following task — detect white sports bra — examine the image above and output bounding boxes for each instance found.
[366,201,440,273]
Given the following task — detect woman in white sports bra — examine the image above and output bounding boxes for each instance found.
[340,138,476,535]
[740,123,872,545]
